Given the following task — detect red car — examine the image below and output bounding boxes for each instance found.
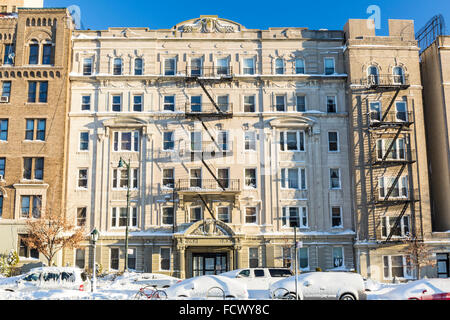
[409,289,450,300]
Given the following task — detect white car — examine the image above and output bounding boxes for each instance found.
[120,273,181,289]
[270,272,367,300]
[164,275,249,300]
[2,267,90,292]
[221,268,293,291]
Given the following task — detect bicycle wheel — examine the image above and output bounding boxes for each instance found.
[134,291,148,300]
[151,290,168,300]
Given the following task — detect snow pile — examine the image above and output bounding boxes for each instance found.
[370,278,450,300]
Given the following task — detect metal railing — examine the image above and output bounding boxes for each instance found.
[185,66,233,78]
[357,74,410,88]
[176,179,240,192]
[370,147,416,164]
[369,111,414,126]
[185,102,233,116]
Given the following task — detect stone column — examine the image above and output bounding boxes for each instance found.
[177,241,186,279]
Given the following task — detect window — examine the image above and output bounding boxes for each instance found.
[78,169,88,189]
[134,58,143,75]
[330,169,341,189]
[0,158,5,178]
[298,248,309,270]
[217,168,229,189]
[190,169,202,188]
[282,207,308,228]
[244,95,255,112]
[331,207,343,228]
[370,102,382,122]
[368,66,379,84]
[23,158,44,180]
[25,119,46,141]
[324,58,335,75]
[217,95,229,112]
[383,255,412,279]
[280,131,305,152]
[217,207,230,223]
[163,95,175,111]
[190,131,202,152]
[393,67,405,85]
[42,44,52,65]
[163,131,174,151]
[245,207,257,224]
[332,247,344,268]
[328,132,339,152]
[190,58,202,76]
[160,248,171,271]
[382,216,410,238]
[133,95,143,112]
[164,58,176,76]
[113,58,122,75]
[379,176,408,199]
[113,131,140,152]
[395,102,408,122]
[190,96,202,112]
[110,248,119,271]
[376,139,406,161]
[112,168,139,189]
[20,195,42,219]
[162,207,174,225]
[83,58,93,76]
[275,58,284,74]
[249,248,259,268]
[217,58,229,75]
[111,95,121,112]
[2,81,11,98]
[327,96,337,113]
[111,207,138,228]
[81,95,91,111]
[217,131,229,151]
[275,95,286,112]
[29,43,39,65]
[243,58,255,75]
[244,131,256,151]
[28,81,48,103]
[190,207,202,223]
[283,247,292,268]
[19,235,39,258]
[295,58,305,74]
[281,168,306,190]
[244,168,257,189]
[0,119,8,141]
[296,95,306,112]
[3,44,14,65]
[79,132,89,151]
[75,249,85,269]
[162,168,174,189]
[77,207,86,227]
[128,248,137,271]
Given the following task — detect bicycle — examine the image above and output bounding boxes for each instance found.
[133,285,168,300]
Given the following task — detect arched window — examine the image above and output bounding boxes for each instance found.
[42,18,46,26]
[368,66,379,85]
[275,58,284,75]
[134,58,143,75]
[31,19,36,26]
[295,58,305,74]
[393,66,405,85]
[37,18,41,26]
[26,18,30,26]
[113,58,122,75]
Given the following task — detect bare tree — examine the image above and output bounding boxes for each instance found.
[401,235,435,279]
[22,208,85,266]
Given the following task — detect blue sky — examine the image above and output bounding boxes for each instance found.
[44,0,450,36]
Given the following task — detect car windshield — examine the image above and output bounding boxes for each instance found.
[23,273,40,282]
[269,269,293,277]
[238,270,250,277]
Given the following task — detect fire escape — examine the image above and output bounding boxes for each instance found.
[174,64,239,223]
[360,73,419,243]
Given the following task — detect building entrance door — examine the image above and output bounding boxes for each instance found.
[193,253,228,277]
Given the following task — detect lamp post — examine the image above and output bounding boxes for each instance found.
[90,227,99,293]
[118,157,131,273]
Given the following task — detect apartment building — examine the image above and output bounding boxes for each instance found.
[344,19,437,281]
[65,16,355,278]
[0,8,73,264]
[420,34,450,278]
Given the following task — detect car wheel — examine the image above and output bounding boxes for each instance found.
[340,293,356,300]
[225,295,235,299]
[284,292,300,300]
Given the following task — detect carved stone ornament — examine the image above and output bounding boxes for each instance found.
[191,219,227,236]
[181,17,238,33]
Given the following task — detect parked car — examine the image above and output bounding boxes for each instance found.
[221,268,293,291]
[269,272,367,300]
[122,273,181,288]
[409,290,450,300]
[375,278,450,300]
[164,275,248,299]
[2,267,90,292]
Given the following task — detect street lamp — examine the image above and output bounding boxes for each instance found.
[118,157,131,273]
[90,227,99,293]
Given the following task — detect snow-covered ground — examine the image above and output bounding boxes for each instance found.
[0,272,449,300]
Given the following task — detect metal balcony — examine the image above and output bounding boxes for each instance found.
[175,179,241,193]
[356,74,410,90]
[185,102,233,118]
[370,148,416,166]
[369,111,414,128]
[185,66,233,78]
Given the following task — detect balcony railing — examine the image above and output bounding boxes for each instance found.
[176,179,240,192]
[357,74,410,89]
[189,140,233,154]
[369,111,414,126]
[185,102,233,117]
[185,66,233,78]
[370,148,416,164]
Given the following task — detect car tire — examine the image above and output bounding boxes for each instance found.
[340,293,356,300]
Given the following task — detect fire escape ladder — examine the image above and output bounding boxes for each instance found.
[195,78,222,114]
[384,164,406,201]
[197,193,217,221]
[385,202,410,242]
[382,126,404,161]
[381,89,400,122]
[201,157,226,191]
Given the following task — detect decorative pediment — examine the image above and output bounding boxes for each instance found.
[268,116,317,129]
[176,16,244,33]
[103,117,148,128]
[185,219,235,237]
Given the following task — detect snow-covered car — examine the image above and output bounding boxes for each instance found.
[221,268,293,291]
[164,275,249,300]
[374,278,450,300]
[269,272,366,300]
[118,273,181,288]
[1,267,90,292]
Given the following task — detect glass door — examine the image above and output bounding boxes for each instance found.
[192,253,228,276]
